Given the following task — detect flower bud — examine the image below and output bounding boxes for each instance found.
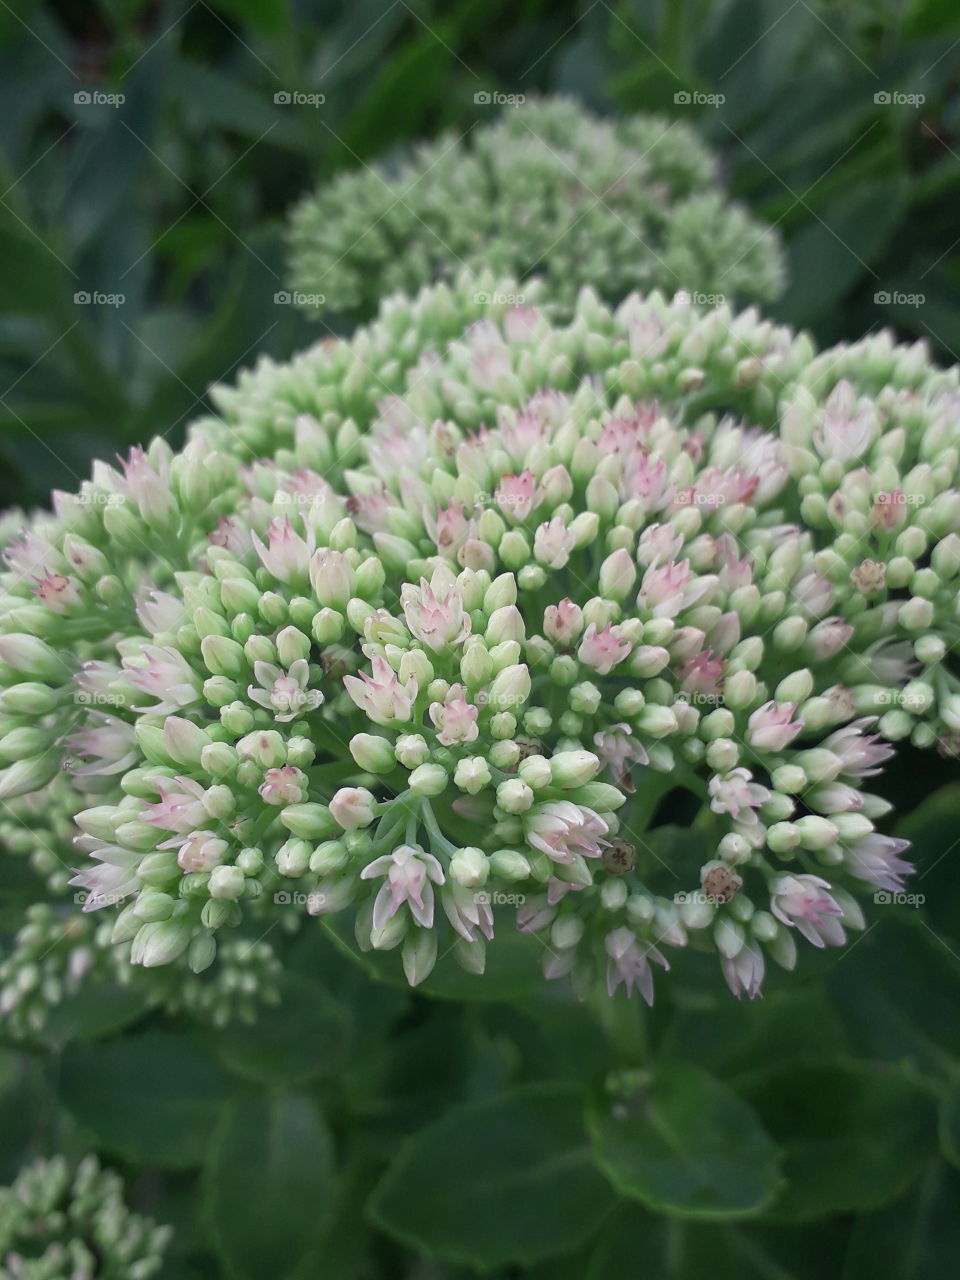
[209,865,246,900]
[330,787,377,830]
[454,757,492,794]
[350,733,396,774]
[409,763,447,796]
[490,849,531,880]
[497,779,534,813]
[549,749,600,789]
[449,847,489,887]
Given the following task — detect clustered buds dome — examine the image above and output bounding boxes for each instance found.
[286,96,785,324]
[0,1155,170,1278]
[2,272,957,1009]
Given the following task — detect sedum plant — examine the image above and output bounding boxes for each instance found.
[0,1155,170,1280]
[286,96,784,324]
[0,275,957,1006]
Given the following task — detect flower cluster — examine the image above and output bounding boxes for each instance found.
[0,1155,171,1279]
[286,96,784,323]
[0,275,956,1004]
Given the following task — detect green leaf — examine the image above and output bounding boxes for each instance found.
[741,1061,938,1220]
[587,1062,782,1219]
[368,1083,616,1268]
[843,1160,960,1280]
[661,986,850,1076]
[828,916,960,1074]
[938,1071,960,1169]
[894,783,960,944]
[58,1029,231,1168]
[35,978,147,1047]
[776,177,906,326]
[588,1204,849,1280]
[214,972,349,1086]
[209,0,289,37]
[205,1092,336,1280]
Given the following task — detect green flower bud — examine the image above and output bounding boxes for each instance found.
[489,849,531,881]
[350,733,396,774]
[549,749,600,788]
[454,757,492,794]
[409,763,447,796]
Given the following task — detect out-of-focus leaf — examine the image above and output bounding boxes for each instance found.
[828,916,960,1074]
[58,1029,231,1168]
[843,1161,960,1280]
[214,971,349,1085]
[368,1083,617,1268]
[204,1091,336,1280]
[741,1060,938,1220]
[588,1062,783,1218]
[587,1204,849,1279]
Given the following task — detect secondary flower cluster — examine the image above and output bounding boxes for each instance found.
[0,274,955,1004]
[0,1155,170,1279]
[286,96,784,324]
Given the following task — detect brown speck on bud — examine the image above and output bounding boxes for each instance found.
[514,737,541,763]
[701,864,742,903]
[850,558,886,594]
[602,839,636,875]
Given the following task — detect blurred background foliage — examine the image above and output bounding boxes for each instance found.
[3,2,960,1277]
[1,0,959,510]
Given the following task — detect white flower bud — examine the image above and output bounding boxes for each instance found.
[449,847,489,887]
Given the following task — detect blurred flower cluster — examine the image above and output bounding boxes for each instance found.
[287,97,784,324]
[0,272,957,1010]
[0,1155,170,1279]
